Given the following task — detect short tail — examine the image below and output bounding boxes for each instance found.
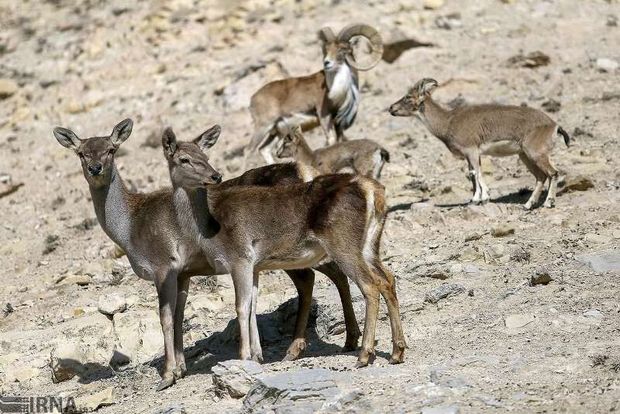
[557,126,570,147]
[380,148,390,162]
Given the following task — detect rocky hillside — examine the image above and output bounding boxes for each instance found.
[0,0,619,413]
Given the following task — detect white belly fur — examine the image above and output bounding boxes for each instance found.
[481,140,521,157]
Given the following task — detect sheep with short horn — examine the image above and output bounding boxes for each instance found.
[389,78,571,209]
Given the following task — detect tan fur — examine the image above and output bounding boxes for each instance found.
[244,24,383,166]
[390,78,570,209]
[166,126,407,368]
[54,120,360,391]
[276,126,389,179]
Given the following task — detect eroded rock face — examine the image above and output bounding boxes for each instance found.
[243,368,371,413]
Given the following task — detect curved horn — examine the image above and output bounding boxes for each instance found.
[337,24,383,71]
[415,78,439,95]
[318,27,336,43]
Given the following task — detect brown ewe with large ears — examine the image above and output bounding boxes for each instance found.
[165,125,407,368]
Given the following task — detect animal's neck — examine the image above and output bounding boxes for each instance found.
[419,98,451,139]
[295,139,315,166]
[326,64,359,130]
[89,165,133,250]
[172,185,219,240]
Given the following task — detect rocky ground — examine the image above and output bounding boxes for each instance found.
[1,0,619,413]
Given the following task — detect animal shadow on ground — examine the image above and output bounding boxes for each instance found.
[149,296,385,379]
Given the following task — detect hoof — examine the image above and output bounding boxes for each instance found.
[251,353,264,364]
[523,203,533,211]
[282,353,297,362]
[389,355,405,365]
[543,200,555,209]
[354,360,369,368]
[173,365,186,380]
[156,377,175,391]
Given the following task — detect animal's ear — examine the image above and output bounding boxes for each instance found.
[162,127,177,157]
[53,127,81,150]
[194,124,221,151]
[110,118,133,147]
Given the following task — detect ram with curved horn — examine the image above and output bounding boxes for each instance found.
[244,23,383,166]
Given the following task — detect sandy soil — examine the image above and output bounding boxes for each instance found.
[1,0,619,413]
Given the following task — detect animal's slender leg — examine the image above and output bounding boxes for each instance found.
[465,153,482,203]
[314,262,361,351]
[318,112,336,146]
[477,155,490,202]
[231,262,254,360]
[244,129,269,170]
[536,155,559,208]
[173,275,191,379]
[249,270,263,362]
[259,134,277,165]
[282,269,315,361]
[155,271,178,391]
[327,255,380,367]
[519,153,546,210]
[374,263,407,364]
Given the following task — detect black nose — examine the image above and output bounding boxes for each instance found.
[212,173,222,184]
[324,59,334,68]
[88,163,103,176]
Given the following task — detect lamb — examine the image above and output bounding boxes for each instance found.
[275,126,390,179]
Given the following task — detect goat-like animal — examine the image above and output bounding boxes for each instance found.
[276,126,390,179]
[245,24,383,165]
[389,78,570,209]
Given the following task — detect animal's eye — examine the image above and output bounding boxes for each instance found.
[108,148,116,155]
[77,152,85,158]
[180,158,190,164]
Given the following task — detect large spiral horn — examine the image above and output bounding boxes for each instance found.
[337,24,383,71]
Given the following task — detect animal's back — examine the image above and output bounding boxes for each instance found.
[449,104,556,144]
[250,72,326,121]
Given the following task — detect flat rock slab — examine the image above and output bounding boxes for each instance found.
[425,283,466,304]
[577,250,620,273]
[505,314,535,329]
[242,368,369,413]
[212,359,264,398]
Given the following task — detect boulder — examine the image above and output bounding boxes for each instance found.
[212,360,263,398]
[113,310,163,365]
[98,293,127,315]
[424,284,466,304]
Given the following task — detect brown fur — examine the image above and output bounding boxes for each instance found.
[166,125,406,368]
[389,78,570,209]
[53,120,360,391]
[276,126,390,179]
[244,24,383,166]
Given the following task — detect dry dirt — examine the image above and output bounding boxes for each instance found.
[1,0,619,413]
